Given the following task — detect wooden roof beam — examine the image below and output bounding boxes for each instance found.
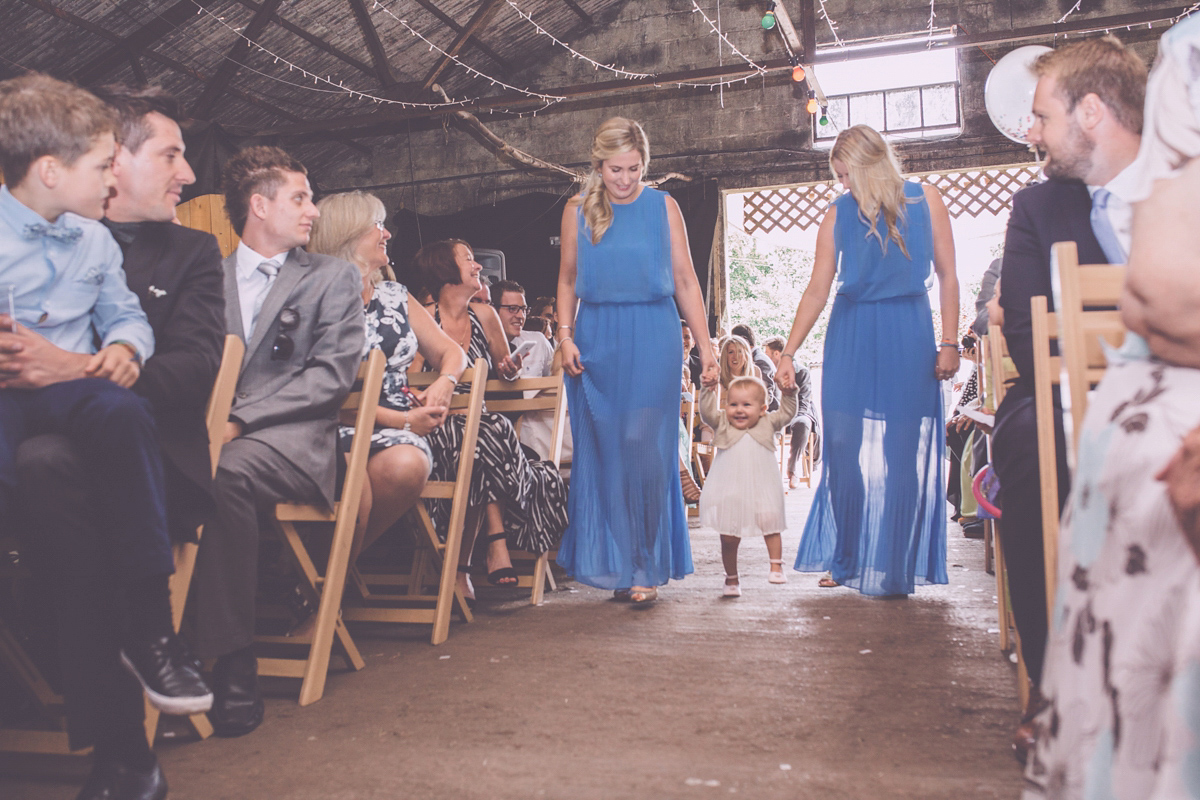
[190,0,285,119]
[411,0,511,74]
[419,0,506,94]
[19,0,369,156]
[231,0,377,78]
[346,0,400,90]
[73,0,219,85]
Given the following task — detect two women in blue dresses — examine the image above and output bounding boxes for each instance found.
[775,125,959,596]
[560,120,956,601]
[555,117,718,604]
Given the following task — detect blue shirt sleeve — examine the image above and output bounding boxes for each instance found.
[91,231,155,360]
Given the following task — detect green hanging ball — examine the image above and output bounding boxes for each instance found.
[761,11,776,30]
[819,115,829,126]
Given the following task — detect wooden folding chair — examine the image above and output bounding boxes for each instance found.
[484,372,570,605]
[144,334,243,741]
[252,349,385,706]
[1031,241,1126,629]
[342,359,487,645]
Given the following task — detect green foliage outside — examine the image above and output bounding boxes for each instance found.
[725,230,831,366]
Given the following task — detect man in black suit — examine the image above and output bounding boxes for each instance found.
[994,37,1145,756]
[12,85,225,800]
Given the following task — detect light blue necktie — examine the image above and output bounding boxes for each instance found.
[249,259,280,336]
[1090,187,1127,264]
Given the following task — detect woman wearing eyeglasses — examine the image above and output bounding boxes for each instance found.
[307,192,467,569]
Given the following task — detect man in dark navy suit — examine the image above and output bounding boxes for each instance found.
[13,84,225,800]
[994,36,1145,759]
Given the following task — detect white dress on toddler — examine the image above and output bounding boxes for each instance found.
[695,385,795,538]
[699,434,787,537]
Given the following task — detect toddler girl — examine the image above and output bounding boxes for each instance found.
[698,375,797,596]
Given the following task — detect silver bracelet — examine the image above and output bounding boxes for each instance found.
[403,411,412,433]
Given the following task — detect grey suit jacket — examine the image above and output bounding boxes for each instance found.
[224,246,365,507]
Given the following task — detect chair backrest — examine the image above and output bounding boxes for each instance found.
[341,349,387,512]
[176,194,240,257]
[985,325,1018,408]
[205,335,245,477]
[1050,241,1126,455]
[483,373,569,467]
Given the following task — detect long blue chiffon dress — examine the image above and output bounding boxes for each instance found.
[557,187,694,590]
[794,180,948,595]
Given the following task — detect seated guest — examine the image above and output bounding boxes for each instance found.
[192,146,364,738]
[1024,20,1200,796]
[971,258,1002,337]
[531,295,557,325]
[307,191,467,565]
[992,37,1145,762]
[683,320,702,390]
[412,240,568,597]
[3,76,215,800]
[763,336,820,489]
[490,278,572,461]
[718,334,759,394]
[524,314,553,339]
[730,323,779,410]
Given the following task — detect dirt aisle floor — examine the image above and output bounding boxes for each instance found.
[3,478,1025,799]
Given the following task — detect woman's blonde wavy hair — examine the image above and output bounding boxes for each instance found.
[718,334,756,392]
[830,125,913,259]
[575,117,650,244]
[309,190,390,283]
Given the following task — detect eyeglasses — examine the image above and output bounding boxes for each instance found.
[373,220,387,232]
[496,304,531,315]
[271,333,294,361]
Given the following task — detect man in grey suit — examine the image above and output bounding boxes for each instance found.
[193,146,364,737]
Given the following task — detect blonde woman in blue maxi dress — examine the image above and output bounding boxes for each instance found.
[556,117,718,605]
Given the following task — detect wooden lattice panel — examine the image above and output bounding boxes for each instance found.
[742,164,1041,234]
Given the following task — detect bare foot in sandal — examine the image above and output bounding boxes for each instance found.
[817,571,839,588]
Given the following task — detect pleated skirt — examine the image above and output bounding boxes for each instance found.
[557,297,693,589]
[795,293,947,595]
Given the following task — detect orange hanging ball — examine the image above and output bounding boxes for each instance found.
[806,97,819,114]
[791,65,806,82]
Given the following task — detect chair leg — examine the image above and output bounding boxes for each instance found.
[530,552,550,606]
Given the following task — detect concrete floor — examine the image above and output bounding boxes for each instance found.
[2,474,1024,799]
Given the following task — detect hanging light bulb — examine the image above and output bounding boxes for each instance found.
[819,105,830,126]
[791,64,806,82]
[762,2,777,30]
[806,94,819,114]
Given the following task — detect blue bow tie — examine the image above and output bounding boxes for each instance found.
[23,222,83,245]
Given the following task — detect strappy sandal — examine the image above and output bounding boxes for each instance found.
[629,586,658,604]
[768,559,788,584]
[722,574,741,598]
[483,533,519,586]
[817,571,839,588]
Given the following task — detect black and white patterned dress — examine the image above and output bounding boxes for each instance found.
[425,308,568,554]
[339,282,433,473]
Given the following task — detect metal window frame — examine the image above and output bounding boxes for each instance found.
[814,81,961,142]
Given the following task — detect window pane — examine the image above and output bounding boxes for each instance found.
[885,88,921,131]
[922,84,958,126]
[849,92,884,131]
[815,97,847,139]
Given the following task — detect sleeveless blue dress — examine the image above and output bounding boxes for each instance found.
[557,187,693,589]
[794,181,948,595]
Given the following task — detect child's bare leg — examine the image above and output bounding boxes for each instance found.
[765,532,787,584]
[720,535,741,595]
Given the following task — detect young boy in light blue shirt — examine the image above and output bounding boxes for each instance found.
[0,75,212,765]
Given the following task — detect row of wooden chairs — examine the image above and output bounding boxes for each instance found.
[0,346,570,755]
[982,240,1127,709]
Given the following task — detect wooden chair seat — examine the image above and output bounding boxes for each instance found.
[253,348,385,706]
[342,359,487,644]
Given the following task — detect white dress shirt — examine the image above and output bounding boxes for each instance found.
[234,241,288,338]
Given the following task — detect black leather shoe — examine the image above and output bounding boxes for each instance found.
[76,758,168,800]
[121,633,213,715]
[209,646,264,738]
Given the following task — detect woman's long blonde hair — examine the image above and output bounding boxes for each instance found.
[718,334,756,391]
[309,190,390,282]
[576,117,650,245]
[830,125,912,259]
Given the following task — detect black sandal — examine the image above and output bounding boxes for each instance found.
[484,533,519,586]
